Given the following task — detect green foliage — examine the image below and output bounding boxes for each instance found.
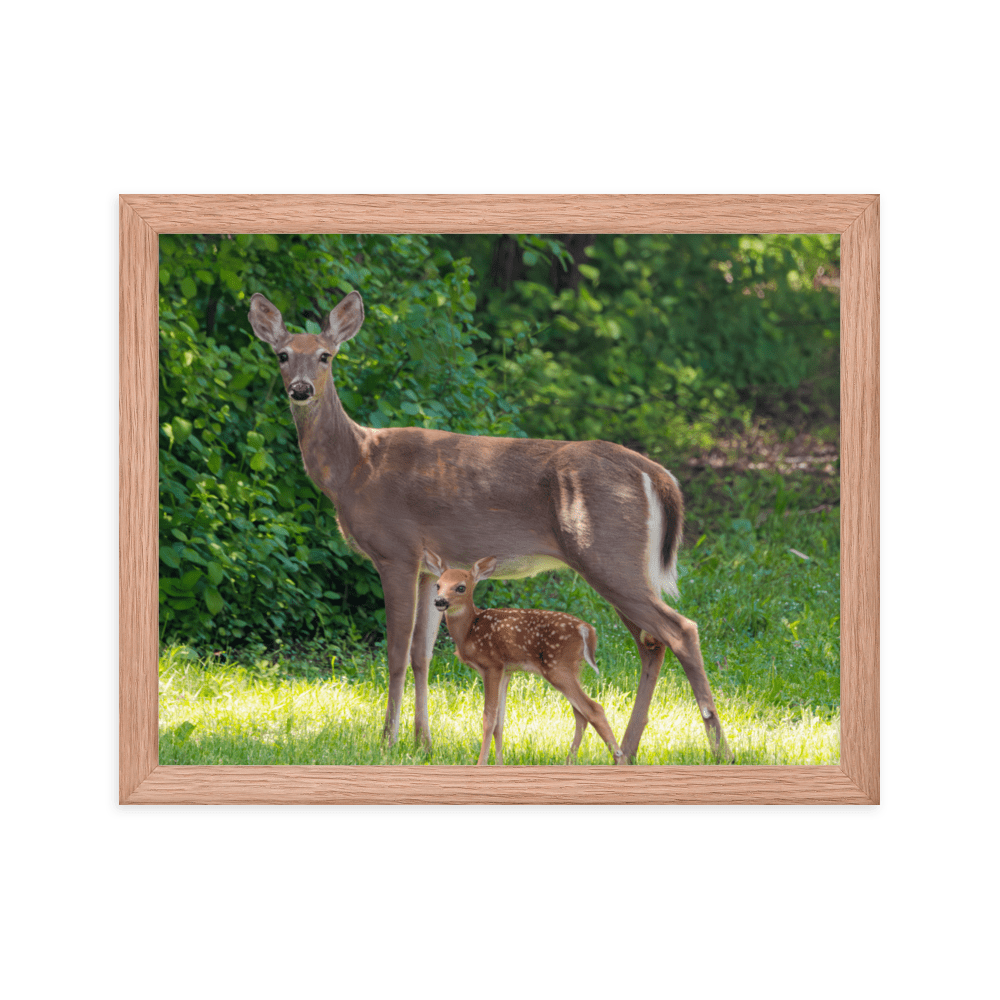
[158,234,524,649]
[160,231,839,657]
[444,234,840,464]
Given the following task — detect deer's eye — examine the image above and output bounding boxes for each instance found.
[456,584,466,593]
[277,352,289,364]
[319,353,331,364]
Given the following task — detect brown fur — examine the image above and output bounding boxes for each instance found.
[426,553,624,765]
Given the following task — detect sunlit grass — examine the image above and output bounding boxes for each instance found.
[159,648,838,765]
[160,492,841,766]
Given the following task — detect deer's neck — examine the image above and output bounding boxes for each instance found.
[444,602,481,653]
[290,378,367,497]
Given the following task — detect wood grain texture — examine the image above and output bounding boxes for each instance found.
[119,194,880,805]
[127,765,872,805]
[119,198,160,802]
[839,197,880,803]
[121,194,876,234]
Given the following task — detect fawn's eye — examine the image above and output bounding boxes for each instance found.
[277,352,289,363]
[319,353,331,364]
[456,584,466,593]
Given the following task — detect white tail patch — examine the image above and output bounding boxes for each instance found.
[579,624,599,674]
[641,472,679,599]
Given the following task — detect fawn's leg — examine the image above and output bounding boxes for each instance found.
[478,669,501,765]
[493,672,512,766]
[566,707,587,763]
[547,663,625,765]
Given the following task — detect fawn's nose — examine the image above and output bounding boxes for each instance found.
[434,598,449,611]
[289,381,314,401]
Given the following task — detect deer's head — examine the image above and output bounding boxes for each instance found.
[424,551,498,616]
[248,291,364,405]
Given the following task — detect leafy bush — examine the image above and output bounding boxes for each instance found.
[444,234,840,464]
[158,234,524,649]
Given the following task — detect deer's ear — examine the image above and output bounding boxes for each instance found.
[423,549,447,577]
[471,556,498,583]
[321,290,364,347]
[248,293,291,349]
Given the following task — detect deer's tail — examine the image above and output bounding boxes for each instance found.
[640,469,684,600]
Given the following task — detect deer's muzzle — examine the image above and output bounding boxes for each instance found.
[289,381,314,401]
[434,598,449,611]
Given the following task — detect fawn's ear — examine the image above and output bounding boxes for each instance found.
[471,556,498,583]
[422,549,447,577]
[248,293,292,350]
[321,290,364,347]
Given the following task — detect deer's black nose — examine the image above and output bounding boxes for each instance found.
[289,381,314,401]
[434,598,449,610]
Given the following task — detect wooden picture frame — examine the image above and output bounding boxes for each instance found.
[120,194,878,804]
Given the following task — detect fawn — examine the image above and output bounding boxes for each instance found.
[423,550,626,765]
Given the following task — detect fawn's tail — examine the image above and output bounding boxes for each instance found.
[579,624,599,674]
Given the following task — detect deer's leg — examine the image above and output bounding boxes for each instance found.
[614,611,667,762]
[565,572,728,761]
[377,562,421,746]
[409,572,441,750]
[669,614,731,762]
[545,662,625,765]
[566,707,587,764]
[615,606,731,763]
[493,672,512,766]
[478,669,502,766]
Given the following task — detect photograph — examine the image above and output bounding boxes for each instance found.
[155,230,843,769]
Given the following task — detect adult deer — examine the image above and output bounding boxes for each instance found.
[424,552,625,765]
[248,289,731,762]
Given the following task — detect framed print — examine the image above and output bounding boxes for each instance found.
[120,194,878,804]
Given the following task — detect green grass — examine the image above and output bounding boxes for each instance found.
[159,472,840,766]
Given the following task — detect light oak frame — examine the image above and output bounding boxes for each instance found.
[120,194,878,805]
